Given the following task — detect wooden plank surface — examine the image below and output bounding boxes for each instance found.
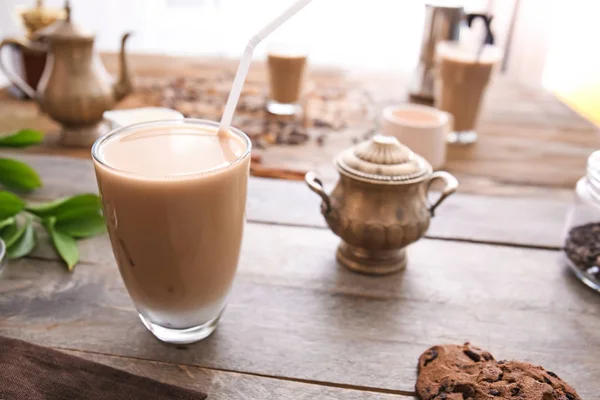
[4,152,570,249]
[62,350,408,400]
[2,52,598,398]
[1,54,598,195]
[1,226,598,397]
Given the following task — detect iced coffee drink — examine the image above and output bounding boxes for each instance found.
[266,48,307,116]
[435,41,502,144]
[92,119,251,344]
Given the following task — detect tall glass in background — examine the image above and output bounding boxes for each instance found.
[435,41,503,144]
[92,119,251,344]
[266,44,308,116]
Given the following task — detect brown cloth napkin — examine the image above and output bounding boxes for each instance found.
[0,336,207,400]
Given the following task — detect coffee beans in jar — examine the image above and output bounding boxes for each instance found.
[563,151,600,292]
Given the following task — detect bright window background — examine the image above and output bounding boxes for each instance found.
[5,0,599,128]
[1,0,499,70]
[542,0,600,125]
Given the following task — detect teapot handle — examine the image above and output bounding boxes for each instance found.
[305,172,331,214]
[0,38,41,99]
[426,171,458,217]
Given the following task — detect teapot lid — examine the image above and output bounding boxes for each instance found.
[336,135,431,183]
[18,1,66,37]
[36,1,93,42]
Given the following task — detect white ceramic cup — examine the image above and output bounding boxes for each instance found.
[381,104,452,170]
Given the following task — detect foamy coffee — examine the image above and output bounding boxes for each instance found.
[92,120,251,343]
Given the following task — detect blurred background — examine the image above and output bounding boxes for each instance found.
[0,0,598,124]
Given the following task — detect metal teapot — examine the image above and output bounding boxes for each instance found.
[0,1,133,147]
[306,135,458,275]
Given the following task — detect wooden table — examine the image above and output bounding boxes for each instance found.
[1,54,599,196]
[1,55,600,399]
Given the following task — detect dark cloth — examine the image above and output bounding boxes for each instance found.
[0,336,207,400]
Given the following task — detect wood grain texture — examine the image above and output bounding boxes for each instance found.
[60,350,411,399]
[3,152,570,249]
[0,53,598,195]
[1,223,599,397]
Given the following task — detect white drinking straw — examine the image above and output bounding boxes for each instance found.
[219,0,315,134]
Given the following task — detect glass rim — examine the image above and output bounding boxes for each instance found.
[91,118,252,180]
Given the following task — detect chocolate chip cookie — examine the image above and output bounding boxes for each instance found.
[416,343,581,400]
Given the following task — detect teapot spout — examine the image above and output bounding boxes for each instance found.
[113,32,133,102]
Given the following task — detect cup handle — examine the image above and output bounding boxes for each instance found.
[0,38,41,99]
[305,171,331,214]
[466,13,495,45]
[426,171,458,217]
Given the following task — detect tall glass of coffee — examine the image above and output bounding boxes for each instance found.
[266,44,308,116]
[435,41,503,144]
[92,119,251,344]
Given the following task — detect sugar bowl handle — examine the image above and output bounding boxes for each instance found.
[426,171,458,217]
[305,172,331,214]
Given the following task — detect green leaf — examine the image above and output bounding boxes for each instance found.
[44,217,79,271]
[0,191,25,220]
[1,219,25,248]
[0,129,44,147]
[6,219,35,259]
[0,217,14,231]
[27,194,101,218]
[55,210,106,238]
[0,158,42,190]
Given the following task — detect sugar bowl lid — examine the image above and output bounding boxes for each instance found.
[336,135,431,183]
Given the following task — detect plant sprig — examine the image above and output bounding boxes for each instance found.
[0,129,106,270]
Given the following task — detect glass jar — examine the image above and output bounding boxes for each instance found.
[563,151,600,292]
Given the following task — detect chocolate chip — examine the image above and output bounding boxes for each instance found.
[547,371,558,378]
[482,352,493,361]
[497,360,506,364]
[543,376,552,385]
[510,386,521,396]
[490,389,501,396]
[423,348,438,367]
[463,349,481,362]
[453,383,475,398]
[566,393,576,400]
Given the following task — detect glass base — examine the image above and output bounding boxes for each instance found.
[266,100,300,116]
[447,130,477,145]
[139,312,222,344]
[564,253,600,293]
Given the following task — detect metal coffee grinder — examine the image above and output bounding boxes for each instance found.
[409,3,494,105]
